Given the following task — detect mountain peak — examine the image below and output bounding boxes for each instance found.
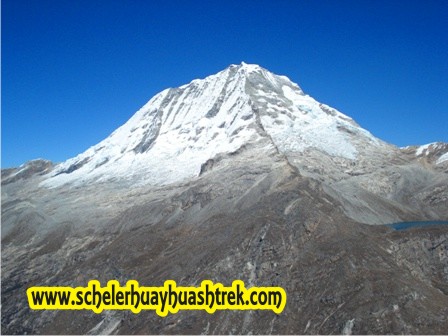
[41,64,383,188]
[229,61,258,68]
[235,61,262,72]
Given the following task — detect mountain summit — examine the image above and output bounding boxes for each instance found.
[43,63,385,188]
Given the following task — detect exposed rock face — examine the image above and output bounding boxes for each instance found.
[2,64,447,334]
[1,159,53,185]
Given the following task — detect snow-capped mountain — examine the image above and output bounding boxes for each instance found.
[42,62,387,188]
[3,63,448,335]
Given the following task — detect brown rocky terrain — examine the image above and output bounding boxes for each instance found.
[2,144,448,334]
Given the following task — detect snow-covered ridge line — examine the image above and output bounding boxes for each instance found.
[401,142,448,165]
[41,64,258,188]
[416,142,440,156]
[40,63,387,188]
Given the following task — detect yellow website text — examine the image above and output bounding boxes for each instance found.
[27,280,287,317]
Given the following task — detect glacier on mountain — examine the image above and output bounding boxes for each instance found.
[42,63,384,188]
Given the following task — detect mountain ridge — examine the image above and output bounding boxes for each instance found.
[3,64,447,225]
[39,63,389,188]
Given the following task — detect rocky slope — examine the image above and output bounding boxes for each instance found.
[2,63,448,334]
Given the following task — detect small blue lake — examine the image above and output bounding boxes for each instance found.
[386,221,448,230]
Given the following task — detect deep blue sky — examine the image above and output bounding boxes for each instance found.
[2,0,448,168]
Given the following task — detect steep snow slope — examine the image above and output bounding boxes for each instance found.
[42,63,388,188]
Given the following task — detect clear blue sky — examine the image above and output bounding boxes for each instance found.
[2,0,447,168]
